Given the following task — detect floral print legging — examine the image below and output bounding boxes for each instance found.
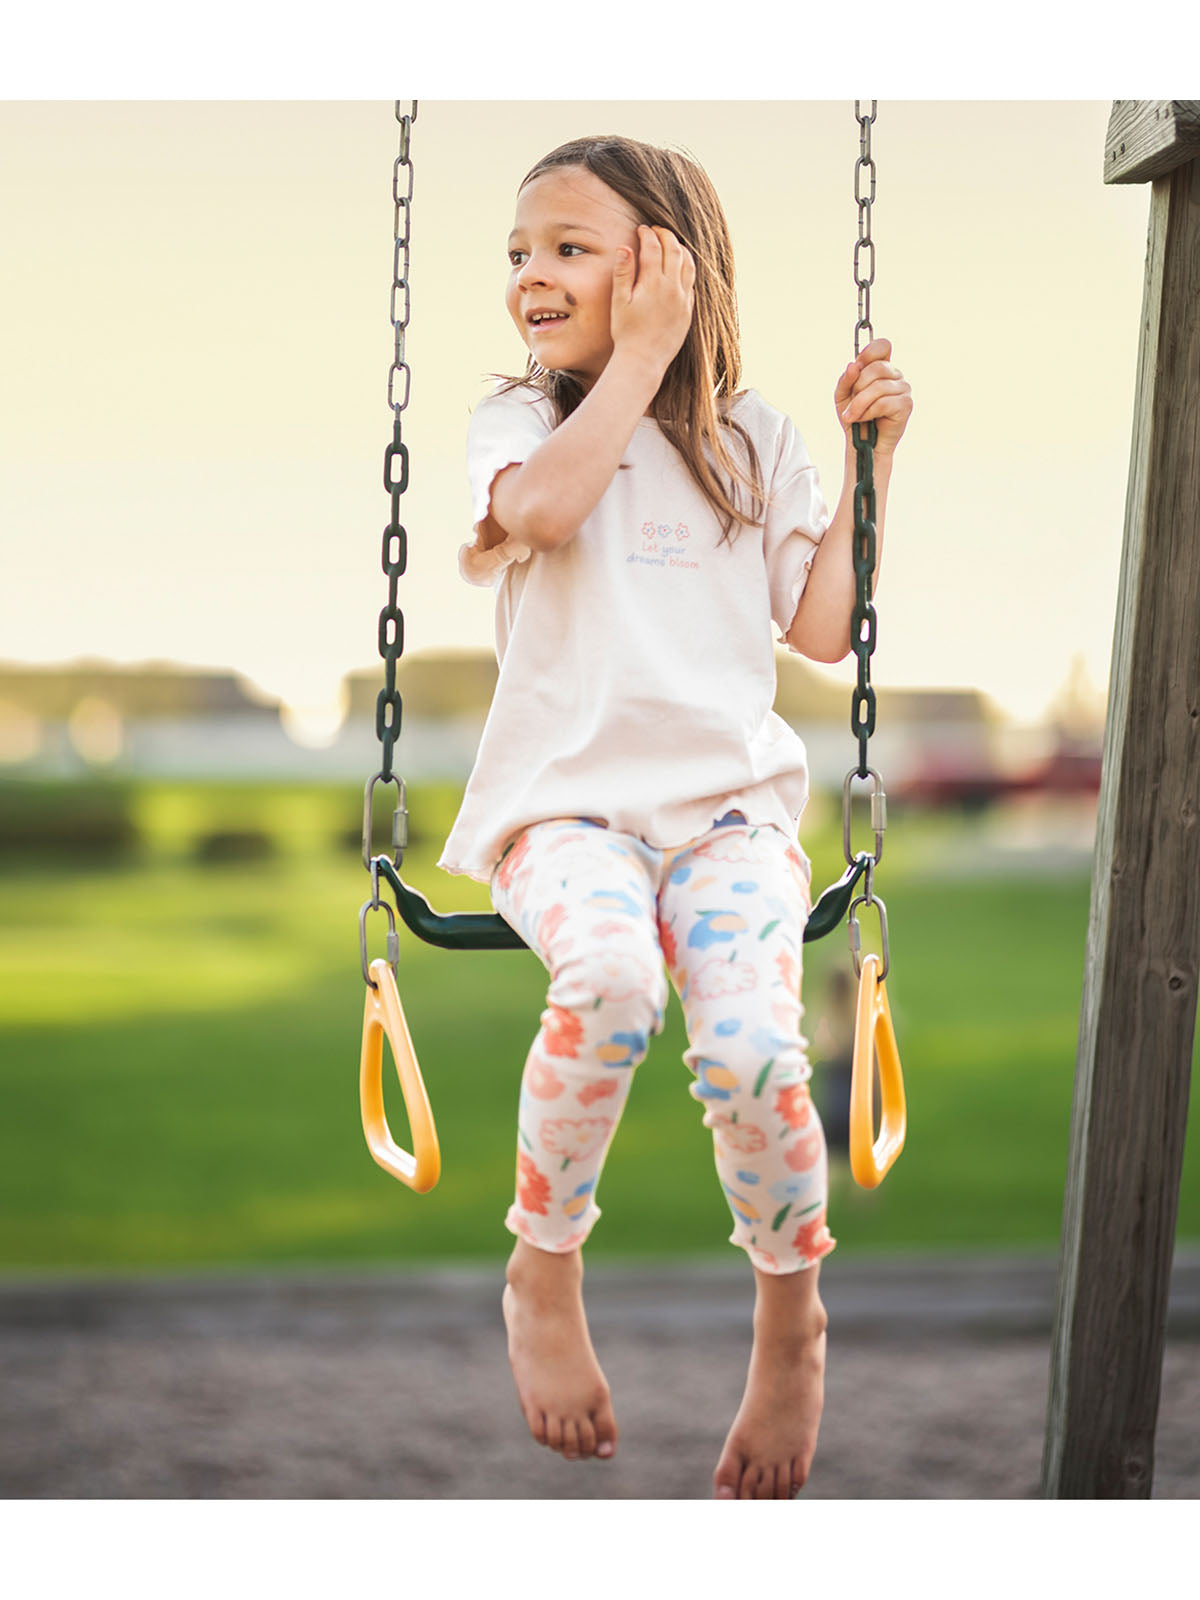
[489,812,836,1275]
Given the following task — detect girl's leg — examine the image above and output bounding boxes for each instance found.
[491,818,668,1253]
[490,818,668,1462]
[657,819,833,1497]
[658,821,834,1274]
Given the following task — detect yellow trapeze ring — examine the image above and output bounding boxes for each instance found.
[360,957,441,1193]
[849,952,906,1189]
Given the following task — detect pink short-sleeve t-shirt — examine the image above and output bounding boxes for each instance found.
[437,383,831,885]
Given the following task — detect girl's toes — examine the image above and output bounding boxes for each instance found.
[754,1468,776,1500]
[713,1449,742,1498]
[561,1420,581,1461]
[545,1413,564,1453]
[593,1402,618,1460]
[527,1407,548,1447]
[576,1415,597,1458]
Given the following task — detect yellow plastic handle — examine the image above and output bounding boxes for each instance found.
[849,952,906,1189]
[360,957,441,1193]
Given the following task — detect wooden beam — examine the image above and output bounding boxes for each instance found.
[1104,100,1200,184]
[1042,117,1200,1496]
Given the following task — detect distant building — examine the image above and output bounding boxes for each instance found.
[0,652,1101,797]
[0,659,291,778]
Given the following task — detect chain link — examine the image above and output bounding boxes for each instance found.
[844,99,884,911]
[853,100,877,357]
[850,99,879,784]
[377,103,416,788]
[362,100,417,885]
[850,415,878,778]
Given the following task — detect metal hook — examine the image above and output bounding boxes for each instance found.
[362,770,408,871]
[847,890,890,982]
[842,765,887,870]
[359,896,399,988]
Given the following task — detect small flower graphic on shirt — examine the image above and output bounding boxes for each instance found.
[542,1005,584,1059]
[689,959,757,1000]
[541,1117,612,1166]
[673,522,690,542]
[515,1151,552,1215]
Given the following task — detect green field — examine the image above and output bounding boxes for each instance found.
[1,779,1196,1275]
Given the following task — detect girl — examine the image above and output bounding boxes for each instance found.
[437,135,912,1499]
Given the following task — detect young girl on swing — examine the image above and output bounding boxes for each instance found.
[438,134,912,1499]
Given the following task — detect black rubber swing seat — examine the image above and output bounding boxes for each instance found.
[373,852,871,953]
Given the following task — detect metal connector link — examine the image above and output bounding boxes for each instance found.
[843,765,887,869]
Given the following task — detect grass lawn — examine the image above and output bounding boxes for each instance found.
[1,780,1196,1275]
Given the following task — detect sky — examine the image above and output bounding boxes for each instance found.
[0,27,1170,745]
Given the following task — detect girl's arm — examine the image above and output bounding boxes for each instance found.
[482,227,695,555]
[481,346,663,554]
[786,339,911,664]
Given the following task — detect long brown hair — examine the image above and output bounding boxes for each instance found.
[498,134,765,544]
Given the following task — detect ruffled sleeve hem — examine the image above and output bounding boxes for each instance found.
[458,534,534,588]
[775,536,822,652]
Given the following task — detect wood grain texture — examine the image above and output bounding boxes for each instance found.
[1042,153,1200,1496]
[1105,100,1200,184]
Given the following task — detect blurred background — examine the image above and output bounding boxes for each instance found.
[2,99,1197,1279]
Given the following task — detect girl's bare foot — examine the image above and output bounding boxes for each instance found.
[713,1262,828,1499]
[501,1238,619,1461]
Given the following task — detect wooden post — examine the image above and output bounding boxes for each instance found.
[1042,101,1200,1498]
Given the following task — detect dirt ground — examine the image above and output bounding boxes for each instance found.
[2,1251,1198,1500]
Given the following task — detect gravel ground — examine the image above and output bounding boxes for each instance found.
[2,1252,1198,1500]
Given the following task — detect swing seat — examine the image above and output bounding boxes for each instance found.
[849,952,906,1188]
[373,849,870,950]
[360,956,441,1192]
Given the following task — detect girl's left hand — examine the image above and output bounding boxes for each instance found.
[835,336,912,456]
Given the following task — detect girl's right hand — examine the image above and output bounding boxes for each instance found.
[610,225,695,378]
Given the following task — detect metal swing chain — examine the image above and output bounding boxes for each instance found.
[845,100,889,980]
[360,99,418,987]
[850,97,879,781]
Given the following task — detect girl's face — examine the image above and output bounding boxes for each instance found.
[505,166,641,392]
